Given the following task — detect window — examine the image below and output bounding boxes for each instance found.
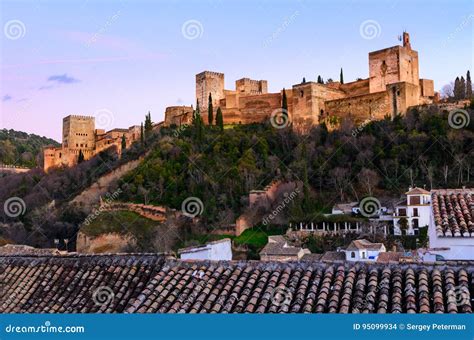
[300,90,304,97]
[398,208,406,216]
[362,252,366,259]
[409,196,420,205]
[351,252,355,258]
[413,208,419,217]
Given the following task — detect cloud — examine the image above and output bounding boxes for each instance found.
[38,85,55,91]
[2,95,12,102]
[47,74,80,84]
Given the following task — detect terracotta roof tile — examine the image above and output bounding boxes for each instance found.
[432,189,474,237]
[0,254,472,313]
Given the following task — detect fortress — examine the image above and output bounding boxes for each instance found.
[45,32,437,171]
[43,115,140,171]
[164,32,436,128]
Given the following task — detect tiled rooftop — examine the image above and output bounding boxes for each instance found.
[0,254,472,313]
[431,189,474,237]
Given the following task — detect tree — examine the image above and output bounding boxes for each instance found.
[454,77,462,100]
[140,123,144,145]
[460,76,466,99]
[357,168,380,196]
[208,93,213,126]
[282,88,288,112]
[440,83,454,99]
[121,134,126,151]
[77,150,84,163]
[467,70,472,99]
[340,68,344,84]
[193,99,200,122]
[144,111,153,139]
[302,77,306,84]
[317,75,323,84]
[216,107,224,131]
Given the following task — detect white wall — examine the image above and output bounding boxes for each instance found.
[428,205,474,260]
[180,240,232,261]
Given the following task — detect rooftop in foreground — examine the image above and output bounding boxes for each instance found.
[0,253,472,314]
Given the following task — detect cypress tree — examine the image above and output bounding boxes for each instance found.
[282,88,288,113]
[140,123,144,145]
[340,68,344,84]
[460,76,466,99]
[216,107,224,131]
[144,111,153,139]
[317,75,322,84]
[302,77,306,84]
[193,99,200,122]
[454,77,461,100]
[467,70,472,99]
[208,93,213,126]
[121,134,126,150]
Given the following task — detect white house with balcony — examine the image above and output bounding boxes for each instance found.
[393,187,431,235]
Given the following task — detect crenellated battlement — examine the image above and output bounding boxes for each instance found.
[65,115,95,121]
[196,71,224,79]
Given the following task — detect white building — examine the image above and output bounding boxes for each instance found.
[345,239,386,261]
[428,188,474,260]
[178,238,232,261]
[393,187,431,235]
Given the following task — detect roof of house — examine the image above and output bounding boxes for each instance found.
[259,237,303,257]
[376,252,403,263]
[0,254,472,313]
[320,251,346,262]
[346,239,385,251]
[431,189,474,237]
[405,187,430,195]
[300,253,323,261]
[0,244,60,256]
[178,239,231,255]
[332,202,358,212]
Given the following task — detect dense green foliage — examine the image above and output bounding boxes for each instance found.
[0,129,59,167]
[119,105,474,225]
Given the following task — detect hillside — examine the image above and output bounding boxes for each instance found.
[0,129,59,168]
[1,103,473,251]
[118,104,474,226]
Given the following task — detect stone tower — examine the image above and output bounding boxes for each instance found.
[62,115,96,151]
[195,71,225,112]
[368,31,419,93]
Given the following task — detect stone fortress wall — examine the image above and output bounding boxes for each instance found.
[45,32,437,171]
[44,115,141,171]
[165,32,436,129]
